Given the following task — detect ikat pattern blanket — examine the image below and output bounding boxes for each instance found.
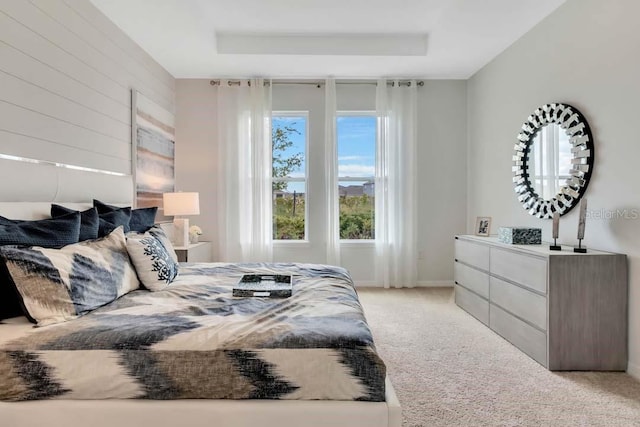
[0,263,386,402]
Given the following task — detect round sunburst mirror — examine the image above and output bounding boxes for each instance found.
[513,103,594,219]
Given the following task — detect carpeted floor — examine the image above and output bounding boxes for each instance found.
[357,288,640,427]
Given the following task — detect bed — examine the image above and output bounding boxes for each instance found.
[0,159,401,427]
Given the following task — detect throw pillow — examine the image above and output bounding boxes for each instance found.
[126,227,179,291]
[129,206,158,232]
[148,225,178,263]
[98,207,131,236]
[0,261,23,320]
[0,212,81,320]
[94,199,157,233]
[0,212,81,247]
[51,205,100,241]
[0,227,140,326]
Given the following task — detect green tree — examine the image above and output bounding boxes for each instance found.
[272,123,303,191]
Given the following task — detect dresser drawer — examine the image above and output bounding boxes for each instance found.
[455,238,490,271]
[455,261,489,298]
[455,285,489,325]
[490,248,547,294]
[490,304,547,367]
[490,276,547,331]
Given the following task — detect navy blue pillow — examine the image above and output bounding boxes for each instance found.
[94,199,157,233]
[0,261,24,320]
[97,207,131,237]
[51,205,99,241]
[0,212,81,246]
[0,212,81,320]
[129,207,158,232]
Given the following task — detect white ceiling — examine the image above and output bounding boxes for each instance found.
[90,0,566,79]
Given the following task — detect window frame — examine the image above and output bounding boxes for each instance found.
[336,111,377,242]
[271,110,310,242]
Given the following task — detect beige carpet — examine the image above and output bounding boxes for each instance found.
[358,288,640,427]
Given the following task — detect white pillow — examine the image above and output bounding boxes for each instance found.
[126,227,179,291]
[151,226,179,263]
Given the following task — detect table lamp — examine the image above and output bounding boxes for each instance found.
[163,192,200,247]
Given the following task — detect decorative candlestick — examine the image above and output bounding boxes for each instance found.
[550,212,561,250]
[574,198,587,253]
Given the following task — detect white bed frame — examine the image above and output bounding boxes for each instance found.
[0,158,402,427]
[0,378,401,427]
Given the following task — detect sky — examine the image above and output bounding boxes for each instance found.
[272,115,376,193]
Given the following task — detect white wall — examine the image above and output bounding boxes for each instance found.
[418,81,467,284]
[175,79,467,286]
[174,80,219,256]
[0,0,174,174]
[467,0,640,377]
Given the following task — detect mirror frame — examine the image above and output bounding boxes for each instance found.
[513,103,594,219]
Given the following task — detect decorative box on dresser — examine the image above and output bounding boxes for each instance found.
[454,235,627,371]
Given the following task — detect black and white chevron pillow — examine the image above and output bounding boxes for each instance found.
[0,227,140,326]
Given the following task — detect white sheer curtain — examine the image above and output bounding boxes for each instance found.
[324,78,341,265]
[375,79,418,288]
[217,79,273,262]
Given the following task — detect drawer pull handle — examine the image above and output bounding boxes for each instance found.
[454,258,458,262]
[455,281,459,285]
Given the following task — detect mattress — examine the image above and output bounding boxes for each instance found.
[0,263,386,402]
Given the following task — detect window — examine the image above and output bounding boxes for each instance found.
[529,123,571,199]
[272,112,308,240]
[337,113,376,240]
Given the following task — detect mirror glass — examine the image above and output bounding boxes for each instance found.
[526,123,572,199]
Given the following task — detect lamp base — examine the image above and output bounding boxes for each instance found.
[173,218,189,247]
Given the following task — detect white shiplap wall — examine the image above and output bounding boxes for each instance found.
[0,0,175,175]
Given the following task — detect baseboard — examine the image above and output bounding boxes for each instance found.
[354,280,454,288]
[628,360,640,380]
[416,280,454,287]
[354,281,379,288]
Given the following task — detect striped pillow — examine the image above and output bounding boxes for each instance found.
[0,227,140,326]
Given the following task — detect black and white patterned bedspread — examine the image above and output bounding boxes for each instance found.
[0,263,386,402]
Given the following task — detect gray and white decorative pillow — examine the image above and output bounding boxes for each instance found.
[0,227,140,326]
[126,227,179,291]
[147,225,178,263]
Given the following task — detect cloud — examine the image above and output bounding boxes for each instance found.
[338,128,376,141]
[339,155,371,162]
[338,164,375,177]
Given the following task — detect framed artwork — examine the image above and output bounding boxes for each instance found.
[132,90,175,221]
[475,217,492,237]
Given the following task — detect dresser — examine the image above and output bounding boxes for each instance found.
[454,235,627,371]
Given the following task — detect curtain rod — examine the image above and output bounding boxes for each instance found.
[209,80,424,87]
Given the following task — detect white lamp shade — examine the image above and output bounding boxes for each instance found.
[163,192,200,216]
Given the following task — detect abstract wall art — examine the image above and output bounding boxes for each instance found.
[132,90,175,221]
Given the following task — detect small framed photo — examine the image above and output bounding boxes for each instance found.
[475,217,492,237]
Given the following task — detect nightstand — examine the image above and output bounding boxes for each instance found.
[173,241,212,262]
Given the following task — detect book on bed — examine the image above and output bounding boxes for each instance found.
[233,274,293,298]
